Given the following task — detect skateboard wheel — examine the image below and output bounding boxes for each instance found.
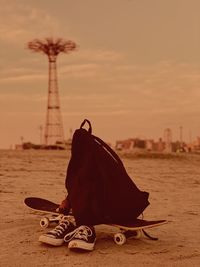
[40,217,50,228]
[114,233,126,245]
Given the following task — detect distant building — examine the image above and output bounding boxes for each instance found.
[115,136,179,153]
[146,139,154,151]
[197,137,200,147]
[116,138,153,152]
[163,128,172,153]
[153,138,165,152]
[15,144,23,150]
[115,139,135,151]
[193,137,200,152]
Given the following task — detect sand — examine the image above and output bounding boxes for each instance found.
[0,150,200,267]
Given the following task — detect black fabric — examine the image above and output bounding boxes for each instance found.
[65,119,150,226]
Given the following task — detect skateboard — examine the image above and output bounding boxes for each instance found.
[24,197,65,228]
[24,197,168,245]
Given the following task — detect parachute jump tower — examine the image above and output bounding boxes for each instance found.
[28,38,77,147]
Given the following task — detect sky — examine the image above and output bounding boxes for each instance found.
[0,0,200,148]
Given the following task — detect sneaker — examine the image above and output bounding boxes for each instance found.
[64,225,96,251]
[39,216,76,246]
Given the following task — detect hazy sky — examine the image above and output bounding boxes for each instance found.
[0,0,200,148]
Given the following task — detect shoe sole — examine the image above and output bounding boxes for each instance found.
[39,235,64,246]
[68,239,95,251]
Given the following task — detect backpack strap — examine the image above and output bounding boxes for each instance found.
[80,119,92,134]
[93,135,125,169]
[80,119,126,170]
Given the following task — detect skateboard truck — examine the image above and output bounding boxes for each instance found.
[40,214,63,229]
[114,230,142,245]
[40,214,75,229]
[113,229,159,245]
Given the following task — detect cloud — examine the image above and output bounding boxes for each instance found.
[1,56,200,123]
[0,92,45,102]
[0,2,61,44]
[60,63,100,79]
[62,109,131,117]
[74,49,124,62]
[0,73,46,83]
[58,48,124,79]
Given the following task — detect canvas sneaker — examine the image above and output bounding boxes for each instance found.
[64,225,96,251]
[39,216,76,246]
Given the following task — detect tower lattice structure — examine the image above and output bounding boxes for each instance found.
[28,38,77,146]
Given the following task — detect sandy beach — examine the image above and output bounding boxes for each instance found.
[0,149,200,267]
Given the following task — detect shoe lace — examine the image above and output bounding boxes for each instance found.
[64,225,93,242]
[49,218,70,236]
[74,226,93,241]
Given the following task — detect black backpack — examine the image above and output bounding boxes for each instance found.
[65,119,149,226]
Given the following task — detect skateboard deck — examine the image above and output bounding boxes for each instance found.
[24,197,60,214]
[111,219,167,231]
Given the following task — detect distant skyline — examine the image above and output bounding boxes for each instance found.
[0,0,200,148]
